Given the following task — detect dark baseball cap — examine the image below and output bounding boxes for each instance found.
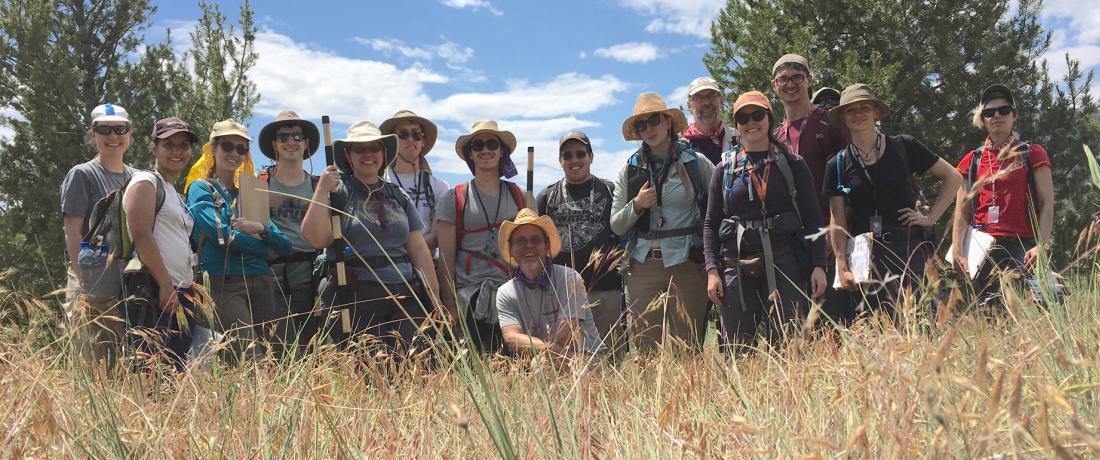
[153,117,198,142]
[980,84,1014,106]
[558,130,591,151]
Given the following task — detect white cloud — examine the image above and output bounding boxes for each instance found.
[1042,1,1100,44]
[429,73,629,124]
[439,0,503,16]
[618,0,724,38]
[1040,0,1100,80]
[354,36,483,82]
[355,37,434,61]
[665,84,691,116]
[593,42,662,63]
[1043,45,1100,81]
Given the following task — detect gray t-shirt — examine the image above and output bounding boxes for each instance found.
[384,170,449,234]
[496,264,602,354]
[436,181,523,287]
[268,173,315,253]
[331,178,424,285]
[59,159,136,235]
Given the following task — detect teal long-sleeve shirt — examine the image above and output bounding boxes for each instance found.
[186,178,292,276]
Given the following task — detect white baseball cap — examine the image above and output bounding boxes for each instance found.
[91,103,129,124]
[688,77,721,96]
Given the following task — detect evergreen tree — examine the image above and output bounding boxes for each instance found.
[704,0,1100,265]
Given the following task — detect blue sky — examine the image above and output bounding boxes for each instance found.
[140,0,1097,190]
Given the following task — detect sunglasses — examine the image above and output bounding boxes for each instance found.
[632,113,664,134]
[981,105,1015,118]
[560,150,588,161]
[218,141,250,155]
[276,132,306,143]
[773,74,807,86]
[397,130,424,141]
[93,125,130,136]
[734,109,768,125]
[469,138,501,152]
[348,144,384,155]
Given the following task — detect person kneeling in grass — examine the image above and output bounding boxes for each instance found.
[495,209,603,356]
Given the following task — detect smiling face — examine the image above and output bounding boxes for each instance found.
[466,133,503,174]
[92,121,132,157]
[213,135,249,177]
[688,89,724,127]
[273,125,307,162]
[771,64,812,106]
[981,97,1017,138]
[509,224,549,270]
[735,107,770,146]
[842,101,881,133]
[152,132,193,177]
[559,139,592,184]
[394,120,425,164]
[346,141,386,179]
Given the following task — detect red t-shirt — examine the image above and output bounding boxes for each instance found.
[955,143,1050,238]
[776,105,849,219]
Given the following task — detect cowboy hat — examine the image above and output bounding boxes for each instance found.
[621,92,688,141]
[258,111,320,160]
[828,83,890,126]
[454,120,517,159]
[333,120,398,174]
[380,110,438,160]
[498,208,562,266]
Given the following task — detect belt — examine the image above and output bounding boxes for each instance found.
[345,254,411,268]
[637,226,697,241]
[270,251,318,265]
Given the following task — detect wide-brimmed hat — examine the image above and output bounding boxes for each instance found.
[209,118,252,142]
[258,111,320,160]
[152,117,198,143]
[454,120,517,159]
[828,83,890,126]
[498,208,562,266]
[980,84,1015,107]
[333,120,398,173]
[622,92,688,141]
[380,110,438,157]
[732,91,772,115]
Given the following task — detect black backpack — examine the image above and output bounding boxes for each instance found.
[80,173,165,299]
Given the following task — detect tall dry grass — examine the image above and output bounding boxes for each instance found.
[1,265,1098,459]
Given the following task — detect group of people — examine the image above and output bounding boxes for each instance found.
[60,52,1055,368]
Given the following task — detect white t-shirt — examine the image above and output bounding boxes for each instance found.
[125,171,194,288]
[384,169,449,233]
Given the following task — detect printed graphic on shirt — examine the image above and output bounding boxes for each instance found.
[553,194,610,252]
[270,194,309,221]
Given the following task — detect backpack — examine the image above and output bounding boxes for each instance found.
[624,141,708,235]
[721,146,803,226]
[454,180,524,275]
[968,143,1035,227]
[80,172,166,299]
[257,165,320,190]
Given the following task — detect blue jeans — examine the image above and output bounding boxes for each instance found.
[124,286,194,372]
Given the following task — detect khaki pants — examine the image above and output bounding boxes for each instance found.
[65,267,126,365]
[210,273,277,360]
[624,257,709,351]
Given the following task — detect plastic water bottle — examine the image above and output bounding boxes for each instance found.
[98,244,110,265]
[77,242,98,268]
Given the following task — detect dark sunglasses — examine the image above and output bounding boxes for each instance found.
[632,113,664,134]
[276,132,306,143]
[773,74,807,86]
[348,144,384,155]
[469,138,501,152]
[218,141,250,155]
[93,125,130,136]
[397,130,424,141]
[981,105,1015,118]
[734,109,768,125]
[561,150,588,161]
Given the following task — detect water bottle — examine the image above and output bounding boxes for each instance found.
[77,242,98,268]
[98,244,110,265]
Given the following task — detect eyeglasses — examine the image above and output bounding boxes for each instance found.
[276,132,306,143]
[218,141,249,155]
[397,130,424,141]
[348,144,384,155]
[560,150,588,161]
[469,138,501,152]
[93,125,130,136]
[981,105,1015,118]
[691,91,721,103]
[510,235,546,247]
[734,109,768,125]
[772,74,807,86]
[632,113,664,134]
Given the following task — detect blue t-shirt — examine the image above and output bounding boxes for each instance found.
[330,177,424,285]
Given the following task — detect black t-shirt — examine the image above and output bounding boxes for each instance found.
[688,135,724,167]
[823,135,938,234]
[535,177,622,291]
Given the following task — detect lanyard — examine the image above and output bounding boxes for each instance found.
[559,177,595,210]
[848,133,883,215]
[741,150,772,216]
[782,115,811,156]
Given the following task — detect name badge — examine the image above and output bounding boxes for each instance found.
[987,206,1000,224]
[870,215,883,237]
[189,252,198,268]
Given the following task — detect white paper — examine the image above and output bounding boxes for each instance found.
[945,228,996,279]
[834,232,873,288]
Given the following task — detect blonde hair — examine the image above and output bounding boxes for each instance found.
[970,102,986,129]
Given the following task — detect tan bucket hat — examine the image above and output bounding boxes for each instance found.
[454,120,517,159]
[333,120,398,173]
[828,83,890,126]
[498,208,563,266]
[380,110,438,156]
[621,92,688,141]
[258,111,320,160]
[209,118,252,142]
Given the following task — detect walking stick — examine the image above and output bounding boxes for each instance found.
[322,116,352,334]
[525,146,535,210]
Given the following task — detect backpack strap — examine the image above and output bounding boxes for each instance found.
[455,181,469,244]
[117,172,166,259]
[969,147,983,227]
[969,143,1035,228]
[770,147,802,227]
